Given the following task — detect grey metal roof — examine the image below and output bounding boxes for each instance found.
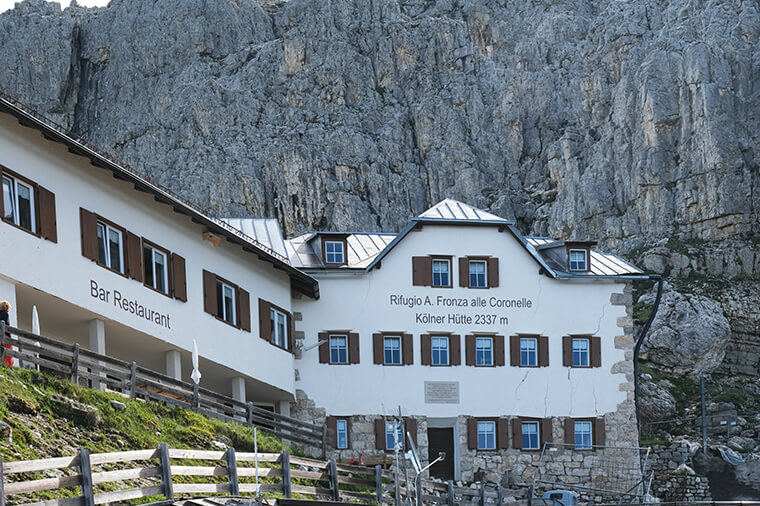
[417,199,510,223]
[286,232,397,269]
[221,218,288,259]
[525,237,643,276]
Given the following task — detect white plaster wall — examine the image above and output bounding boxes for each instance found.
[0,114,295,396]
[295,225,629,418]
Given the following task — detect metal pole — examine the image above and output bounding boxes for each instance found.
[393,418,400,506]
[701,377,707,453]
[254,427,259,494]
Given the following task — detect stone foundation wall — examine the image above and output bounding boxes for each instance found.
[652,475,712,502]
[646,442,712,501]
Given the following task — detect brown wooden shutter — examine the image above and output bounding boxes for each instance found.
[348,332,360,364]
[538,335,549,367]
[203,270,217,316]
[467,418,477,449]
[405,418,418,446]
[318,332,330,363]
[402,333,413,365]
[487,257,499,287]
[287,312,295,351]
[562,336,572,366]
[564,418,574,444]
[327,416,337,448]
[37,186,57,243]
[373,333,383,364]
[494,335,505,366]
[512,419,522,450]
[509,335,520,366]
[238,288,251,332]
[258,299,272,341]
[497,418,509,449]
[450,334,461,365]
[591,336,602,367]
[126,232,142,281]
[80,208,98,261]
[420,334,431,365]
[374,418,385,449]
[465,335,476,365]
[541,418,553,443]
[459,257,469,287]
[594,418,606,446]
[171,253,187,302]
[412,256,432,286]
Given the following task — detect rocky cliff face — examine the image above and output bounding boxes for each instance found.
[0,0,758,371]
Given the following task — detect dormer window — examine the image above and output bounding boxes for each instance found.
[320,235,349,266]
[568,249,588,271]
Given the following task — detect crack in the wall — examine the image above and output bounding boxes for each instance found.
[515,369,530,396]
[593,301,606,335]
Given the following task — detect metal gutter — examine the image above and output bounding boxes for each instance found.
[633,275,664,438]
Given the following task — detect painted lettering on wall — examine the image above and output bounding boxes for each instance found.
[389,293,534,327]
[90,280,171,329]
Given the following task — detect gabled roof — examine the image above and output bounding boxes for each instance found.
[221,218,288,259]
[287,232,397,269]
[417,198,511,223]
[0,92,319,299]
[525,237,643,277]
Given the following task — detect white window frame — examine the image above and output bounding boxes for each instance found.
[96,221,124,273]
[522,421,540,450]
[143,243,169,294]
[383,335,402,365]
[2,174,36,233]
[520,337,538,367]
[324,240,345,264]
[217,280,236,325]
[271,308,288,349]
[569,249,588,271]
[477,420,496,450]
[469,259,487,288]
[574,421,593,450]
[336,419,349,449]
[431,336,449,366]
[329,334,348,364]
[385,420,404,450]
[432,258,451,287]
[572,338,590,367]
[475,337,493,366]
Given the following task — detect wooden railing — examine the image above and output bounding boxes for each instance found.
[379,469,511,506]
[0,323,325,453]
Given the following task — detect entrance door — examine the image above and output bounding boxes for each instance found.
[427,427,455,480]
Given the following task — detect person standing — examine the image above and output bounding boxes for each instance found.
[0,301,13,367]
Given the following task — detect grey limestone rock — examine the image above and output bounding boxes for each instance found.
[639,377,677,423]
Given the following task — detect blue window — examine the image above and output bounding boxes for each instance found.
[325,240,345,264]
[385,421,404,450]
[569,249,587,271]
[477,421,496,450]
[432,259,450,287]
[384,336,402,365]
[336,419,348,449]
[572,338,589,367]
[431,336,449,365]
[330,335,348,364]
[469,260,486,287]
[520,337,537,367]
[522,421,539,450]
[476,337,493,366]
[574,421,592,449]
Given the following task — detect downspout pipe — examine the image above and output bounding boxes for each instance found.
[633,275,664,438]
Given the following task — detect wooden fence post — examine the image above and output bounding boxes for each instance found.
[129,362,137,398]
[447,480,455,506]
[479,481,486,506]
[281,450,291,498]
[247,402,253,428]
[1,457,6,506]
[321,424,327,459]
[496,485,504,505]
[375,465,383,505]
[328,458,339,501]
[226,447,239,496]
[79,449,94,506]
[158,443,173,500]
[70,344,80,384]
[192,383,199,409]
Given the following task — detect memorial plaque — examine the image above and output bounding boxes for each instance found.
[424,381,460,404]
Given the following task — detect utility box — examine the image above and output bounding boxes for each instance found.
[542,489,578,506]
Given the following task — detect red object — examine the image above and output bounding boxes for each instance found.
[3,343,13,367]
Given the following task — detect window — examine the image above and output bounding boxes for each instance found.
[384,335,402,365]
[572,338,590,367]
[2,174,34,233]
[96,222,124,273]
[569,249,588,271]
[477,421,496,450]
[217,280,236,325]
[476,337,493,366]
[431,336,449,365]
[271,307,288,349]
[324,240,345,264]
[375,418,417,451]
[522,421,540,450]
[432,259,450,287]
[329,334,348,364]
[520,337,537,367]
[336,419,349,449]
[385,420,404,450]
[143,243,169,294]
[469,260,486,288]
[574,421,592,449]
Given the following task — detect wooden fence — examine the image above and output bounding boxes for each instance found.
[0,324,325,453]
[379,469,510,506]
